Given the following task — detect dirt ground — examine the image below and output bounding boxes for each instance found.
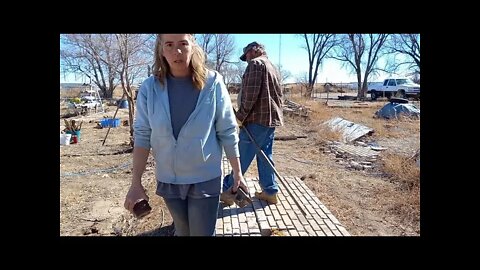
[60,95,420,236]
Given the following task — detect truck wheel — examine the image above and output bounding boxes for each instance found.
[370,91,378,100]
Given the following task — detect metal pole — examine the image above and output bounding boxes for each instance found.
[102,95,123,146]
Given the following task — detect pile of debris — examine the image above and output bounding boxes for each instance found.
[283,99,310,118]
[322,140,383,171]
[322,117,386,171]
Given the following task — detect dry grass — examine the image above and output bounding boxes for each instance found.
[288,94,420,139]
[372,116,420,138]
[381,153,420,190]
[286,95,342,143]
[284,94,420,233]
[60,89,82,98]
[289,94,334,119]
[378,153,420,228]
[391,186,419,228]
[289,95,377,142]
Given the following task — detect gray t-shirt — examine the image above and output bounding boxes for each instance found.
[167,76,200,140]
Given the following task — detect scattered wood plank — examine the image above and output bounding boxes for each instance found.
[274,135,307,141]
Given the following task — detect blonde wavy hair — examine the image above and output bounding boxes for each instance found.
[153,34,207,90]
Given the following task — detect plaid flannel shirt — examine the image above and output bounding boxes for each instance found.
[236,55,284,127]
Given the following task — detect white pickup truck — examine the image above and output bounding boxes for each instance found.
[367,78,420,100]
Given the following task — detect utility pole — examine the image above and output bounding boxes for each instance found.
[279,34,281,68]
[279,34,282,86]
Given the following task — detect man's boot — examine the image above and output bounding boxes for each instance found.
[255,191,278,204]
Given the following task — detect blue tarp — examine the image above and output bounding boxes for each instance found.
[375,103,420,119]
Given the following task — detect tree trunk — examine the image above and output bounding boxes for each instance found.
[127,95,135,147]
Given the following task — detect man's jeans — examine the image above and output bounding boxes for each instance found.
[223,123,279,195]
[164,196,219,236]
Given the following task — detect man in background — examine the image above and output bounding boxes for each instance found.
[222,41,284,205]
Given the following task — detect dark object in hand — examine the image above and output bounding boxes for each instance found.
[133,199,152,218]
[233,187,252,208]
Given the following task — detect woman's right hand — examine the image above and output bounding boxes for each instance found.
[124,184,149,213]
[232,172,248,194]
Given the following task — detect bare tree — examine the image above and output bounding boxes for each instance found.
[213,34,236,72]
[115,34,153,145]
[196,34,236,72]
[61,34,121,98]
[332,34,389,100]
[300,34,337,97]
[235,61,247,84]
[277,64,292,85]
[196,34,216,69]
[196,34,215,56]
[385,34,420,75]
[221,61,245,90]
[295,72,310,97]
[144,34,157,78]
[411,72,420,84]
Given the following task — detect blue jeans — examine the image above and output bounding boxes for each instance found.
[163,196,219,236]
[223,123,278,195]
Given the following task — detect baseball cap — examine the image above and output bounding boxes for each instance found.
[240,41,264,61]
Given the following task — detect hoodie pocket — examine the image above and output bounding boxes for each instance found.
[175,137,206,173]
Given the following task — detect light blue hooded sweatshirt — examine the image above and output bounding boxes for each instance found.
[134,70,239,184]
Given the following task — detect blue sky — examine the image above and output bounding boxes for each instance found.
[232,34,399,83]
[61,34,409,84]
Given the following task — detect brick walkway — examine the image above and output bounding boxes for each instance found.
[218,157,350,236]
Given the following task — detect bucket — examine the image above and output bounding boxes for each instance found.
[100,119,109,128]
[66,130,81,143]
[110,118,120,127]
[100,118,120,128]
[119,99,129,109]
[60,134,72,145]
